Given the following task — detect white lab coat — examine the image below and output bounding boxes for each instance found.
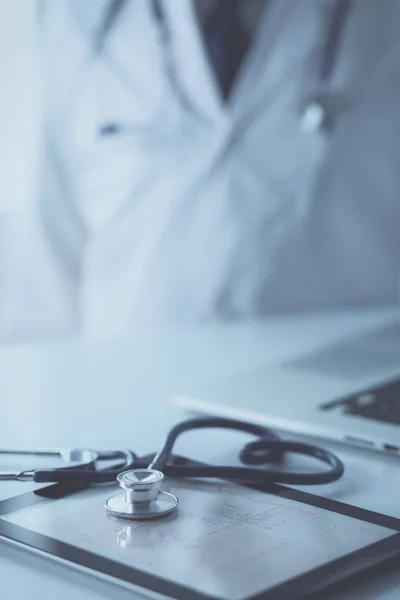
[0,0,400,341]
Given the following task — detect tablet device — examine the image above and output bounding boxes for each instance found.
[0,455,399,600]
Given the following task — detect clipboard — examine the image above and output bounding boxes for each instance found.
[0,454,399,600]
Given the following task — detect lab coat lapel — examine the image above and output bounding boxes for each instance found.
[161,0,227,126]
[232,0,323,121]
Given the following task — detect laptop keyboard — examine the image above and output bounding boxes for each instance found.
[320,376,400,425]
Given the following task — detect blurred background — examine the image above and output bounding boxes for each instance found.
[0,0,399,344]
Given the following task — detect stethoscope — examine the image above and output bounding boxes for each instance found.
[0,417,344,520]
[0,448,135,482]
[299,0,352,133]
[89,0,352,137]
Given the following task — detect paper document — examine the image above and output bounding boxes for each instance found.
[3,478,396,600]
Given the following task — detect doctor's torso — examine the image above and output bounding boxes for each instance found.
[3,0,400,339]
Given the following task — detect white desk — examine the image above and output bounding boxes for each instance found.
[0,308,400,600]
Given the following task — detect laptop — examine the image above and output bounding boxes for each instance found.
[174,320,400,454]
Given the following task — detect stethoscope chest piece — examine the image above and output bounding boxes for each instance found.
[105,469,178,520]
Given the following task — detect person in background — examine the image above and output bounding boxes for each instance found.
[0,0,399,341]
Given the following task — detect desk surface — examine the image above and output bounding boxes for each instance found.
[1,308,400,600]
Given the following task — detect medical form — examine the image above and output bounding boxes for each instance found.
[0,461,399,600]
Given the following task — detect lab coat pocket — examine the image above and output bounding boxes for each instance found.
[69,0,185,150]
[68,53,185,232]
[223,90,331,314]
[238,91,330,228]
[66,4,185,232]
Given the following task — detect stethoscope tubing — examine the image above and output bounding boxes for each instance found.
[92,0,353,137]
[31,417,344,486]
